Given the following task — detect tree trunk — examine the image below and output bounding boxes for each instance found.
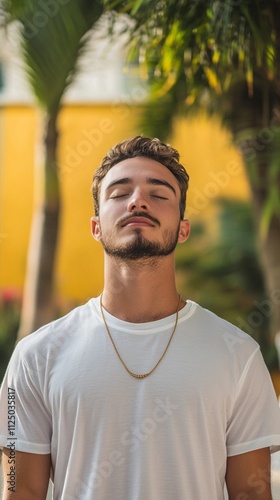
[259,215,280,340]
[245,156,280,345]
[223,81,280,364]
[17,112,60,340]
[232,141,280,368]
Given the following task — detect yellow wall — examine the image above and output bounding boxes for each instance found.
[173,116,249,219]
[0,106,36,295]
[0,104,249,305]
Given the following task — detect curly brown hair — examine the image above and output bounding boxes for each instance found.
[92,136,189,219]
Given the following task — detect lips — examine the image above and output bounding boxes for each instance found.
[122,217,155,227]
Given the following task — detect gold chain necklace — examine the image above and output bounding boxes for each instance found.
[100,294,181,379]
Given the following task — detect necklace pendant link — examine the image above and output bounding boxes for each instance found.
[133,373,147,379]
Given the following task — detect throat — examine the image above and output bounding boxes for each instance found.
[100,293,185,323]
[119,310,172,323]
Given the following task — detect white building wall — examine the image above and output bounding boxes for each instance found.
[0,16,147,105]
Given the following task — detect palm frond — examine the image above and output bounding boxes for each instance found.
[2,0,103,114]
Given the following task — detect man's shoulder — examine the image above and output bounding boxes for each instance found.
[189,300,260,353]
[17,298,96,353]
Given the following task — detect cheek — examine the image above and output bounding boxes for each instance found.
[98,211,114,232]
[100,200,125,221]
[163,204,180,220]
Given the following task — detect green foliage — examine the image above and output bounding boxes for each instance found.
[2,0,104,114]
[109,0,280,98]
[108,0,280,239]
[176,198,278,369]
[236,125,280,239]
[0,293,20,382]
[138,70,188,139]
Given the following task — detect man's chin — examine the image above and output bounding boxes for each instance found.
[101,228,179,260]
[103,242,176,260]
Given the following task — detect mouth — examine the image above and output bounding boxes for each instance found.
[121,217,156,227]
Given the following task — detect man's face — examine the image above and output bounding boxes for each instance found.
[91,157,190,260]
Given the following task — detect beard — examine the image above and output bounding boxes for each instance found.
[100,224,180,260]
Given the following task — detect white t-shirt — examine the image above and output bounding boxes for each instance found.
[1,298,280,499]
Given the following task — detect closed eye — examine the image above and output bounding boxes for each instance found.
[110,194,129,199]
[152,195,168,200]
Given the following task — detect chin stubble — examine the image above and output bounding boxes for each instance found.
[101,224,180,261]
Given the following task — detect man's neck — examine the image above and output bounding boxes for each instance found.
[101,255,183,323]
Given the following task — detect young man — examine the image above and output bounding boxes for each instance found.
[0,136,280,499]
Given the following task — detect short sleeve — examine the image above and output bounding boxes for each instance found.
[227,347,280,456]
[0,344,51,454]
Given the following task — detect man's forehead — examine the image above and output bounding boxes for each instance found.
[102,156,178,188]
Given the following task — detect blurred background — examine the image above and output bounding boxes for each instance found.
[0,0,280,495]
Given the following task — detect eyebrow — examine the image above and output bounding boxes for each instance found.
[148,177,176,195]
[106,177,176,195]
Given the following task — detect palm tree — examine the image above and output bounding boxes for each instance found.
[108,0,280,359]
[1,0,103,339]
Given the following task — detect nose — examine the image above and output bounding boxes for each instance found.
[127,188,150,212]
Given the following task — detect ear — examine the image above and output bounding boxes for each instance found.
[90,216,102,241]
[178,219,191,243]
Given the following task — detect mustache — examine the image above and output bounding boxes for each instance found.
[118,212,160,227]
